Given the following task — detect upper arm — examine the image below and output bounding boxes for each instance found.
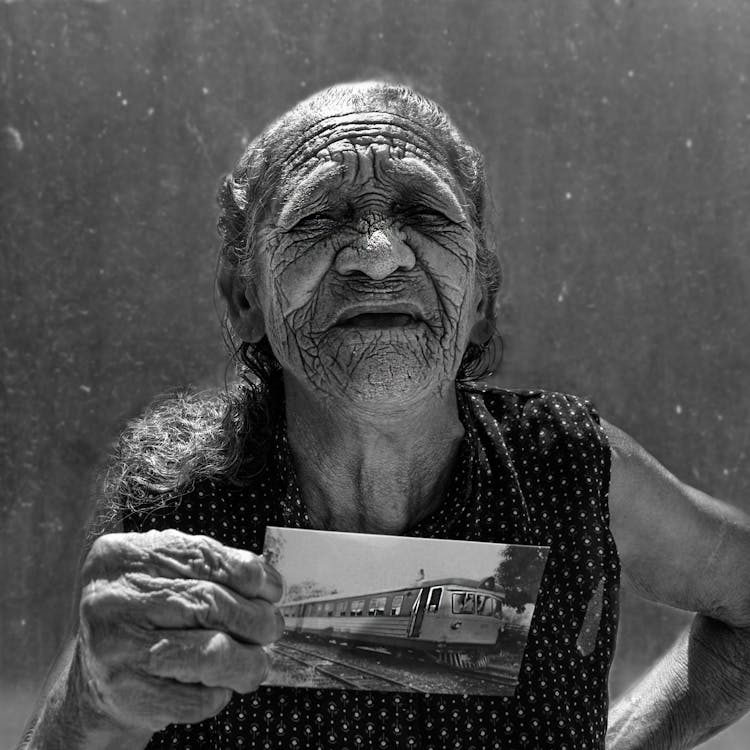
[603,419,750,627]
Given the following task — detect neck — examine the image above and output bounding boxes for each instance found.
[283,376,466,535]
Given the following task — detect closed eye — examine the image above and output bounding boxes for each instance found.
[395,204,455,226]
[290,211,339,231]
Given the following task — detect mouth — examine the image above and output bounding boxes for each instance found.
[333,304,424,330]
[339,312,419,329]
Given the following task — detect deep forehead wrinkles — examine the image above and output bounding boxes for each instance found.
[272,113,467,228]
[282,111,447,173]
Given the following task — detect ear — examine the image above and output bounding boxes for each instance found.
[217,262,266,343]
[468,285,498,346]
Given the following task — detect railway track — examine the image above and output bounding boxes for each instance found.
[459,666,518,690]
[273,641,430,692]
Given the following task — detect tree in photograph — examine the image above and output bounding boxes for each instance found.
[286,580,338,601]
[494,546,549,612]
[263,529,286,568]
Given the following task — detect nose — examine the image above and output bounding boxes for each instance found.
[334,226,416,280]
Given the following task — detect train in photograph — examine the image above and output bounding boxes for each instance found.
[279,577,509,668]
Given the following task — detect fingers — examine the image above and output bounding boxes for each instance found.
[144,629,270,693]
[80,626,269,729]
[85,529,284,603]
[82,576,285,645]
[104,671,234,732]
[77,529,284,731]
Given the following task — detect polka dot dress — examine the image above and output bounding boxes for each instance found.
[126,384,619,749]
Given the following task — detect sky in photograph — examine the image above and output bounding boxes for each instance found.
[263,526,548,600]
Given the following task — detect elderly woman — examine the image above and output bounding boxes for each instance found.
[20,82,750,749]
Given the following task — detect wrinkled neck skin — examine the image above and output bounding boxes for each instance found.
[284,372,465,535]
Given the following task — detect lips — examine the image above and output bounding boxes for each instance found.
[340,312,418,329]
[333,303,424,330]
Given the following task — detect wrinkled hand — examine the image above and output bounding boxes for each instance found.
[75,529,284,733]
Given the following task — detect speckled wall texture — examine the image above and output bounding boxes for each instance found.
[1,0,749,746]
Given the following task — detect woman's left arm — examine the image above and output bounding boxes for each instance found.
[603,420,750,750]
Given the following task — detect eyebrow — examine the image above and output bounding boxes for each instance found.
[390,160,468,223]
[275,163,343,229]
[275,156,468,229]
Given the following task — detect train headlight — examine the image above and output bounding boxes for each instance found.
[450,621,463,630]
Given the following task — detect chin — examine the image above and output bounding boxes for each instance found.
[282,332,463,407]
[323,356,454,408]
[343,375,427,405]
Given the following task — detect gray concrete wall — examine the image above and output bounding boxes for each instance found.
[2,1,749,746]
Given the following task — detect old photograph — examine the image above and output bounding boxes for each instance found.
[262,526,549,695]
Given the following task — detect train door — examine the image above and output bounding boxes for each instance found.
[407,588,428,637]
[408,586,443,637]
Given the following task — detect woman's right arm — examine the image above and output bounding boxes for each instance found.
[17,528,285,750]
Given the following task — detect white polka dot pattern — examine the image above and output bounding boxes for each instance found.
[126,384,619,749]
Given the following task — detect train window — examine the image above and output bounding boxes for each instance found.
[350,599,364,617]
[368,596,386,616]
[337,600,348,616]
[452,592,476,614]
[391,594,404,616]
[325,602,334,616]
[427,587,443,613]
[476,595,500,617]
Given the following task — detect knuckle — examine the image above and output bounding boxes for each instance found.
[191,535,229,581]
[79,585,118,631]
[150,528,178,542]
[246,557,265,589]
[145,635,179,675]
[193,533,219,549]
[83,533,125,579]
[78,587,99,625]
[89,532,120,558]
[189,584,274,643]
[188,580,220,625]
[148,528,187,545]
[204,631,233,670]
[226,599,265,642]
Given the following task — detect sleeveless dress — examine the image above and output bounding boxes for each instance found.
[124,383,619,749]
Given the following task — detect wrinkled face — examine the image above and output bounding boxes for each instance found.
[250,112,484,405]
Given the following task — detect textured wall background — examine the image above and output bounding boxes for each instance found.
[2,0,749,746]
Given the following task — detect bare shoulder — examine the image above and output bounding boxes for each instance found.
[600,419,750,626]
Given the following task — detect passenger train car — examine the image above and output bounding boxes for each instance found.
[279,577,507,668]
